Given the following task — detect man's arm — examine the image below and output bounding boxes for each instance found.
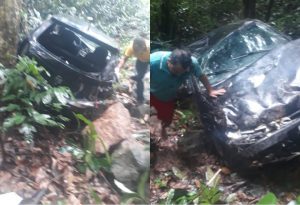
[115,56,129,78]
[116,56,129,70]
[199,74,226,97]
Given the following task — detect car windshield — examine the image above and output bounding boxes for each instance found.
[199,22,289,84]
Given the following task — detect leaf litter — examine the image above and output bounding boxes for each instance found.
[150,107,300,204]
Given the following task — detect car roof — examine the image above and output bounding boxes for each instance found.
[51,15,119,53]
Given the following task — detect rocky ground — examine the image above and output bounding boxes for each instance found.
[0,67,150,204]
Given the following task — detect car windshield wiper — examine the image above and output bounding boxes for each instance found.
[232,49,270,60]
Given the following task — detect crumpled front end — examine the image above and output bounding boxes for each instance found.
[193,39,300,168]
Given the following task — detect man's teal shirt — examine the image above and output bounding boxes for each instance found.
[150,51,202,102]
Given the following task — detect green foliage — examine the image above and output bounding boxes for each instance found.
[0,57,72,142]
[257,192,277,205]
[56,199,67,205]
[159,167,221,205]
[75,114,111,172]
[256,193,300,205]
[205,167,221,189]
[160,185,220,205]
[151,0,300,44]
[199,185,220,205]
[90,188,103,204]
[151,0,242,44]
[175,109,196,128]
[256,0,300,39]
[154,177,168,189]
[21,0,149,43]
[297,196,300,204]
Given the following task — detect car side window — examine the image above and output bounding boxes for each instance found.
[84,47,108,71]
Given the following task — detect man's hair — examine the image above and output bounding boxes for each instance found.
[133,37,146,50]
[169,49,192,70]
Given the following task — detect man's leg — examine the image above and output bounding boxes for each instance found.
[135,60,149,104]
[150,94,175,138]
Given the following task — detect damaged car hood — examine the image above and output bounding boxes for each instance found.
[193,39,300,161]
[189,20,300,168]
[219,39,300,145]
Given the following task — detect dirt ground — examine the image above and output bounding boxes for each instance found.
[0,68,150,204]
[150,112,300,204]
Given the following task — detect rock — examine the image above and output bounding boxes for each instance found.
[82,102,132,153]
[117,94,140,118]
[225,193,238,203]
[287,201,297,205]
[131,129,150,145]
[244,184,265,197]
[123,101,150,118]
[126,103,141,118]
[137,104,150,117]
[111,140,150,191]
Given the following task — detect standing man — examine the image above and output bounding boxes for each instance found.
[150,49,226,136]
[116,36,150,104]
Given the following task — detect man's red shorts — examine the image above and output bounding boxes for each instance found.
[150,94,175,125]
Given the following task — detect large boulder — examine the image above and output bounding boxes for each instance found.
[82,102,132,153]
[111,139,149,191]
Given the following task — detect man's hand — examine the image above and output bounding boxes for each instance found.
[208,88,226,98]
[199,75,226,98]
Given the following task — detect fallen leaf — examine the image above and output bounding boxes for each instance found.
[237,191,256,201]
[0,172,12,184]
[85,169,94,181]
[68,194,81,205]
[221,166,231,175]
[44,191,58,201]
[284,192,296,202]
[172,166,186,179]
[169,181,189,189]
[194,179,201,188]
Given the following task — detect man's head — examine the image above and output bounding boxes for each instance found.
[167,49,192,75]
[133,37,147,54]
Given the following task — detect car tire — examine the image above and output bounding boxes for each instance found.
[214,139,258,174]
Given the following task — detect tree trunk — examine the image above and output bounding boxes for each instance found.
[265,0,274,22]
[159,0,171,40]
[0,0,21,67]
[243,0,256,18]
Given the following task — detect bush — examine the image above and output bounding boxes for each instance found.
[0,57,72,143]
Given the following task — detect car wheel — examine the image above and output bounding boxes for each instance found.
[212,137,255,173]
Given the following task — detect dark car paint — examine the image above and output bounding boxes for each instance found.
[188,20,300,169]
[18,15,119,100]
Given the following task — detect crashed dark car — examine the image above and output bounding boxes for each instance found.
[18,15,119,101]
[187,19,300,169]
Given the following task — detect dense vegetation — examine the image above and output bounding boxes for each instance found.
[21,0,149,44]
[151,0,300,45]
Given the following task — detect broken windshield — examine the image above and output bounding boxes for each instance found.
[200,22,289,83]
